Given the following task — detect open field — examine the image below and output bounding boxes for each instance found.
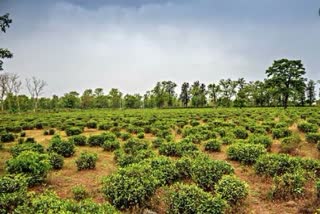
[1,107,320,213]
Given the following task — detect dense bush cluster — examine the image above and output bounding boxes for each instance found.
[227,143,266,165]
[75,152,98,170]
[48,135,75,157]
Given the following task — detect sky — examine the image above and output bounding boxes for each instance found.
[0,0,319,96]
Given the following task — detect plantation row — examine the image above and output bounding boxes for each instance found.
[0,107,320,213]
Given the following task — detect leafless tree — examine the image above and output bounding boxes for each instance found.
[0,73,9,111]
[26,76,47,112]
[5,73,22,111]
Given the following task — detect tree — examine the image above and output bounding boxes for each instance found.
[306,80,316,106]
[61,91,80,108]
[5,73,21,111]
[162,81,177,107]
[0,13,13,71]
[123,94,142,109]
[81,89,94,109]
[266,59,306,109]
[218,79,237,107]
[179,82,190,107]
[190,81,207,107]
[108,88,122,108]
[0,73,9,111]
[26,77,47,112]
[207,83,220,107]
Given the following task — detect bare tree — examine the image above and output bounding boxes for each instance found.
[0,73,9,111]
[26,76,47,112]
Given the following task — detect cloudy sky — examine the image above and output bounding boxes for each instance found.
[0,0,319,96]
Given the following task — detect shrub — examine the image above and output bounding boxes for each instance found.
[48,135,75,157]
[297,122,318,133]
[248,134,272,149]
[227,143,266,165]
[254,154,301,177]
[102,139,120,152]
[20,131,26,137]
[221,136,234,145]
[123,138,148,154]
[102,163,159,209]
[280,134,301,154]
[152,137,165,148]
[137,132,144,139]
[146,156,178,185]
[215,175,249,204]
[6,151,51,186]
[44,129,55,135]
[175,156,193,179]
[25,137,36,143]
[75,152,98,170]
[167,183,226,214]
[87,134,105,147]
[72,185,89,201]
[69,135,87,146]
[191,155,234,191]
[114,149,155,167]
[86,120,97,129]
[49,152,64,170]
[120,132,130,141]
[65,126,83,136]
[0,174,28,214]
[204,139,222,152]
[271,171,305,200]
[10,142,45,157]
[272,128,292,139]
[233,128,248,139]
[98,123,112,130]
[306,133,320,144]
[0,132,15,143]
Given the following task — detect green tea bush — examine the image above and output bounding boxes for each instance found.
[248,134,272,149]
[6,151,51,186]
[120,132,130,141]
[152,137,165,148]
[0,132,14,143]
[280,134,301,154]
[215,175,249,204]
[191,155,234,191]
[10,142,45,157]
[65,126,83,136]
[98,122,112,130]
[167,183,226,214]
[146,156,178,185]
[306,133,320,144]
[48,135,75,157]
[137,132,144,139]
[87,134,106,147]
[75,152,98,170]
[254,154,300,177]
[102,139,120,152]
[69,135,87,146]
[297,122,318,133]
[123,138,148,153]
[102,163,159,209]
[204,139,222,152]
[72,185,89,201]
[0,174,28,214]
[20,131,26,137]
[25,137,36,143]
[48,152,64,170]
[271,171,305,200]
[233,127,248,139]
[227,143,266,165]
[221,136,234,145]
[86,120,97,129]
[175,156,193,179]
[114,149,155,167]
[272,128,292,139]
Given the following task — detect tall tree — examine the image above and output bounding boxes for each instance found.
[306,80,316,106]
[0,73,9,111]
[266,59,306,109]
[0,13,13,71]
[81,89,94,109]
[179,82,190,107]
[26,77,47,112]
[108,88,122,108]
[61,91,80,108]
[190,81,207,107]
[207,83,220,106]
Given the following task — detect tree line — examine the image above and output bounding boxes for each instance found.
[1,13,319,112]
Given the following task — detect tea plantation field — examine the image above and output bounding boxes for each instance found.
[1,107,320,213]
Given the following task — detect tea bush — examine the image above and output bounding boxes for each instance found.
[48,135,75,157]
[114,149,155,167]
[69,135,87,146]
[65,126,83,136]
[146,156,178,185]
[6,151,51,186]
[306,133,320,144]
[297,122,318,133]
[272,128,292,139]
[75,152,98,170]
[102,139,120,152]
[10,142,45,157]
[72,185,89,201]
[123,138,148,154]
[215,175,249,204]
[204,139,222,152]
[87,134,106,147]
[0,132,15,143]
[86,120,97,129]
[48,152,64,170]
[227,143,266,165]
[233,127,248,139]
[280,134,301,154]
[152,137,165,148]
[167,183,226,214]
[248,134,272,149]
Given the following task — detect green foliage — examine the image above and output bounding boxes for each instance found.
[215,175,249,204]
[0,132,14,143]
[48,135,75,157]
[204,139,222,152]
[43,129,55,135]
[72,185,89,201]
[272,128,292,139]
[152,137,165,148]
[248,134,272,149]
[123,138,148,153]
[137,132,144,139]
[69,135,87,146]
[10,142,45,157]
[65,126,83,136]
[75,152,98,171]
[271,171,306,200]
[227,143,266,165]
[316,180,320,199]
[48,152,64,170]
[159,141,198,157]
[6,151,51,186]
[102,139,120,152]
[191,155,234,191]
[102,163,159,209]
[0,174,27,214]
[280,134,301,154]
[114,149,155,167]
[175,156,193,179]
[297,122,318,133]
[233,127,248,139]
[306,133,320,144]
[167,183,226,214]
[87,134,106,146]
[86,119,97,129]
